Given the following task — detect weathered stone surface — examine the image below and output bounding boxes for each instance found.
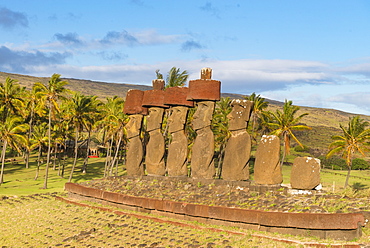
[227,99,254,131]
[152,79,165,90]
[124,89,148,115]
[191,101,215,131]
[222,130,251,181]
[126,114,143,139]
[145,107,165,176]
[167,131,188,176]
[166,106,189,177]
[146,107,164,132]
[164,87,194,107]
[222,99,254,181]
[126,114,144,176]
[142,90,167,108]
[126,135,144,176]
[290,157,321,190]
[191,128,215,179]
[145,129,166,176]
[200,67,212,79]
[254,135,282,185]
[190,101,216,179]
[187,79,221,101]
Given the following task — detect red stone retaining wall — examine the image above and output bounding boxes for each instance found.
[65,182,365,240]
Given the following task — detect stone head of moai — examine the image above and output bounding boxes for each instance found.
[124,89,148,138]
[142,79,167,132]
[187,68,221,131]
[227,99,254,131]
[164,86,194,133]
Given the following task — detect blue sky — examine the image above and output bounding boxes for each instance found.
[1,0,370,115]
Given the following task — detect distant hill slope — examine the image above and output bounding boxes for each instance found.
[1,71,369,154]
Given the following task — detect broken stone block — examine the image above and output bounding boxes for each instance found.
[254,135,282,185]
[290,157,321,190]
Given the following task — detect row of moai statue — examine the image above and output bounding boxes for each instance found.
[123,68,321,190]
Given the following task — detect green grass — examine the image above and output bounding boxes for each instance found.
[0,153,125,196]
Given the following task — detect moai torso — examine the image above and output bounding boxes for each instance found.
[125,114,145,176]
[222,99,254,181]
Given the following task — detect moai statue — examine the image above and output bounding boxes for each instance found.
[164,87,194,177]
[142,79,167,176]
[290,157,321,189]
[222,99,254,181]
[253,135,283,185]
[123,90,148,176]
[187,68,221,179]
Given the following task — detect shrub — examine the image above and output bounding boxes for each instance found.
[352,158,370,170]
[294,145,310,153]
[319,156,346,170]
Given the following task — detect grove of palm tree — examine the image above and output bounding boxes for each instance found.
[0,72,369,190]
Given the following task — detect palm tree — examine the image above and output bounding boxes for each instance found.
[96,96,127,176]
[0,116,28,184]
[30,122,48,180]
[64,92,99,182]
[327,116,370,188]
[0,77,25,121]
[23,86,44,168]
[156,67,189,88]
[34,74,69,189]
[264,100,311,167]
[243,93,269,134]
[212,97,231,178]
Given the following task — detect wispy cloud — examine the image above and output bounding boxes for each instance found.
[54,32,83,46]
[200,2,220,18]
[0,46,70,73]
[100,30,139,46]
[181,40,205,52]
[97,51,128,61]
[0,7,28,30]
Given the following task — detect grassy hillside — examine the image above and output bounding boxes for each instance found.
[1,71,369,156]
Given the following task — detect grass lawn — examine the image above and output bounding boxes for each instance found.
[0,154,125,196]
[1,153,370,196]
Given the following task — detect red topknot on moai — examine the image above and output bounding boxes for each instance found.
[187,68,220,179]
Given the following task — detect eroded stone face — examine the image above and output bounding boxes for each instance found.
[290,157,321,190]
[227,99,254,131]
[168,106,188,133]
[126,114,143,139]
[254,135,283,185]
[146,107,164,132]
[191,101,215,131]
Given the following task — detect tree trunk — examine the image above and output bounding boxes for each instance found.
[25,109,34,169]
[43,101,52,189]
[110,130,123,176]
[68,128,79,182]
[0,140,8,185]
[82,129,91,174]
[34,146,42,180]
[344,161,352,189]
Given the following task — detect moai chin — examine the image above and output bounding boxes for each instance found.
[187,68,221,179]
[222,99,254,181]
[142,80,167,176]
[123,90,147,176]
[164,87,194,177]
